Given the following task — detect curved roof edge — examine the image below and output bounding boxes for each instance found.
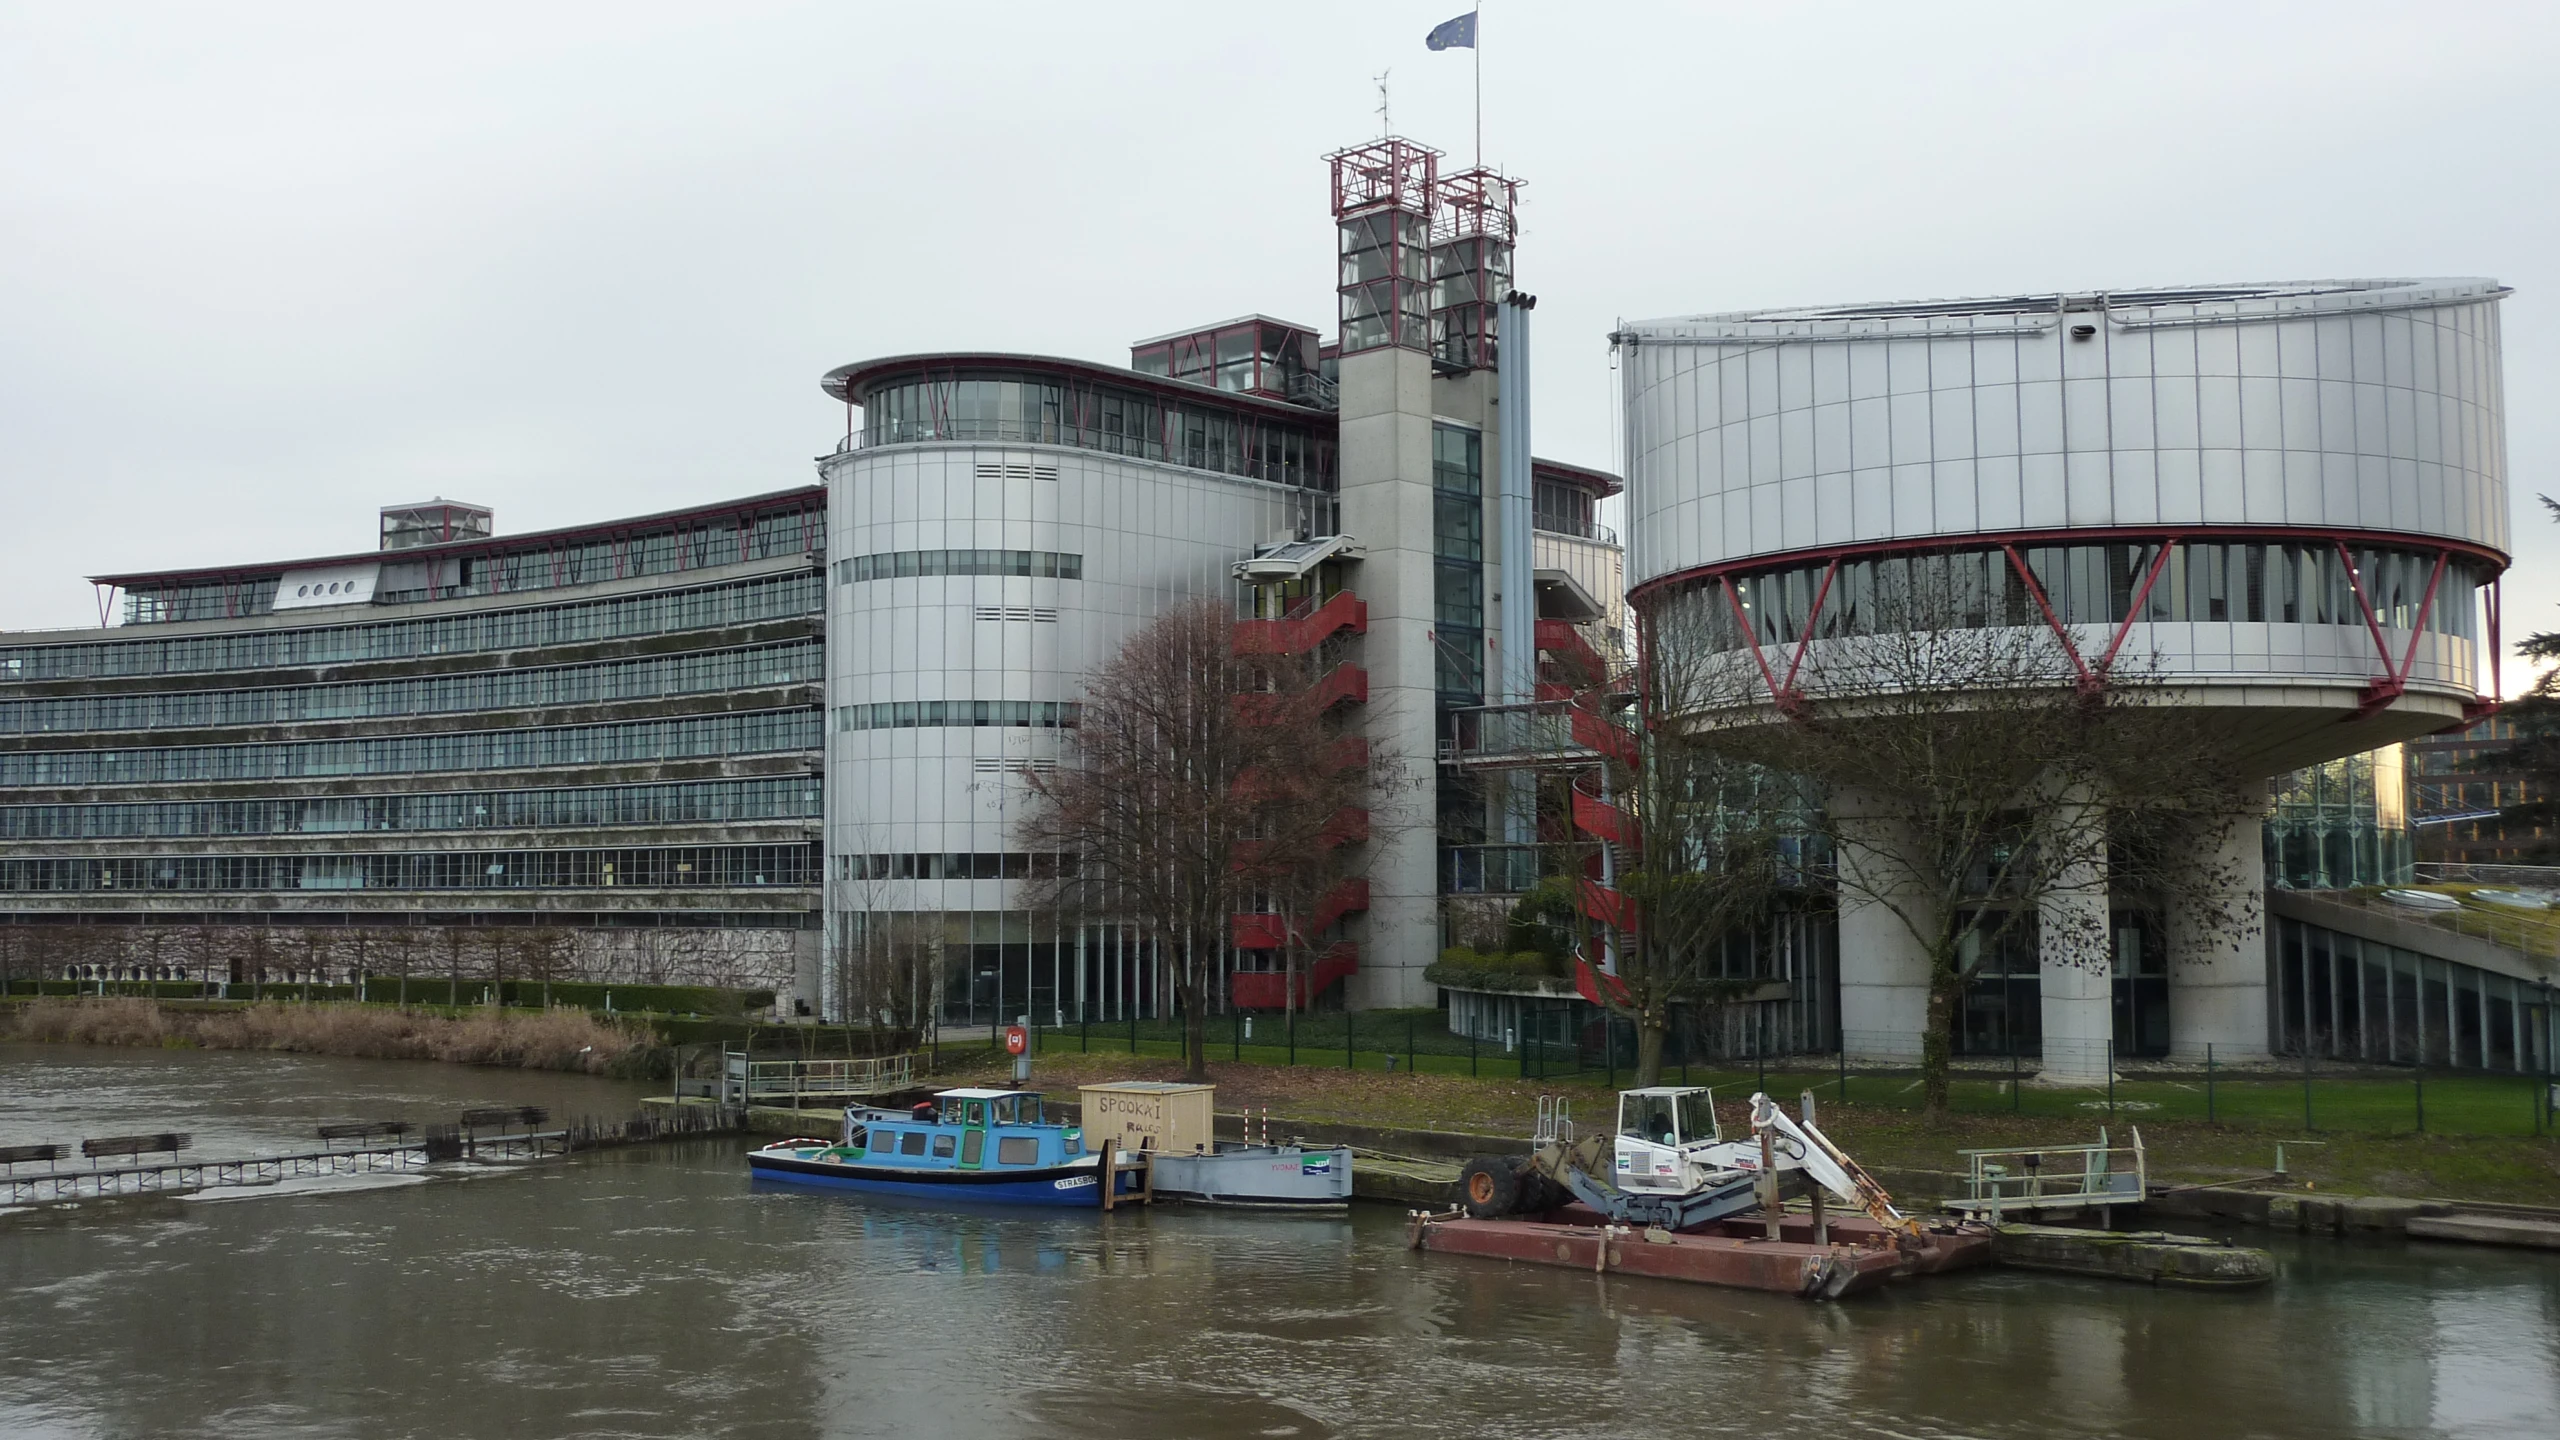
[90,485,826,590]
[1620,278,2510,339]
[821,351,1332,423]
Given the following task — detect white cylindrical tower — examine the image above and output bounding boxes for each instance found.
[1618,280,2513,1069]
[817,356,1331,1026]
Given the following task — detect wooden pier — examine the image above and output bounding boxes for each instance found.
[2,1104,733,1208]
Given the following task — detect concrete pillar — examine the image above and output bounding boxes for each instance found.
[1336,344,1444,1008]
[1830,788,1934,1063]
[2037,786,2114,1086]
[2167,808,2271,1061]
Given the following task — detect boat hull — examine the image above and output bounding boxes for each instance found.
[1146,1145,1354,1209]
[746,1149,1144,1208]
[1410,1208,1992,1299]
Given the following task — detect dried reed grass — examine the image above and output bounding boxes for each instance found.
[3,996,646,1074]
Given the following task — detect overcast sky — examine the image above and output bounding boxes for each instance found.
[2,1,2553,685]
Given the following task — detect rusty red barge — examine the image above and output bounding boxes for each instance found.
[1410,1206,1991,1300]
[1408,1087,1991,1300]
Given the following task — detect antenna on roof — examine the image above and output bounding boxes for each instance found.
[1374,70,1391,136]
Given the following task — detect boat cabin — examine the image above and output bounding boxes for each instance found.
[1613,1086,1724,1191]
[840,1088,1086,1172]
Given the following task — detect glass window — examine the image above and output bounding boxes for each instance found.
[899,1130,928,1156]
[996,1136,1039,1166]
[1675,1092,1718,1146]
[930,1134,955,1158]
[1618,1093,1676,1145]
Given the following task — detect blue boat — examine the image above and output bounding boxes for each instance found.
[745,1088,1149,1208]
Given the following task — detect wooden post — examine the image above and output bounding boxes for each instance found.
[1140,1150,1154,1206]
[1759,1126,1781,1240]
[1099,1137,1116,1212]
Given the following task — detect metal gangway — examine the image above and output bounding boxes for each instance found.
[1,1109,571,1206]
[717,1051,917,1108]
[1947,1127,2148,1220]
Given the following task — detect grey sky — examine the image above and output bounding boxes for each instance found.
[3,1,2553,687]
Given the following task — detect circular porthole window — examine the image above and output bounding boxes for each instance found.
[296,585,310,597]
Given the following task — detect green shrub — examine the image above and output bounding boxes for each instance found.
[1424,947,1565,991]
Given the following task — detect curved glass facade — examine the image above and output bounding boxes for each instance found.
[2266,747,2413,889]
[1671,539,2481,651]
[860,370,1337,494]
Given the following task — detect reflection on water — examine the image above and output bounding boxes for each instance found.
[3,1044,2557,1439]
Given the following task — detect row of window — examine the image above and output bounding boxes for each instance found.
[0,641,818,736]
[1434,424,1487,705]
[861,374,1338,492]
[832,701,1080,732]
[835,853,1074,881]
[124,503,825,625]
[1694,541,2482,650]
[0,844,816,895]
[0,573,821,685]
[831,550,1083,585]
[0,709,820,788]
[0,777,821,841]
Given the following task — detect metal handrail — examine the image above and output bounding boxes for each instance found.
[1953,1130,2146,1217]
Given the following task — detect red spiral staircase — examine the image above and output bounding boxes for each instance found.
[1229,588,1371,1010]
[1534,619,1638,1009]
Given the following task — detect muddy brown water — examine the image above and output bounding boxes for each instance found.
[2,1043,2555,1439]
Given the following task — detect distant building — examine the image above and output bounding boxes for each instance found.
[2406,714,2553,864]
[0,490,826,1001]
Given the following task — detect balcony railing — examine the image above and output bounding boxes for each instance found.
[1440,843,1584,895]
[1534,520,1619,546]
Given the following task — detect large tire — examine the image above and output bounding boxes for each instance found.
[1457,1155,1521,1218]
[1513,1169,1566,1215]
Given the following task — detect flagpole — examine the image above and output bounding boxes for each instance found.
[1473,4,1483,168]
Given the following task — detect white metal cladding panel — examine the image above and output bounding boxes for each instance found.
[1622,283,2510,584]
[821,443,1301,882]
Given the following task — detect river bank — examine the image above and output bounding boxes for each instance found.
[936,1048,2560,1210]
[1,995,650,1076]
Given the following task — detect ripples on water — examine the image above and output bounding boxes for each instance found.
[2,1044,2555,1440]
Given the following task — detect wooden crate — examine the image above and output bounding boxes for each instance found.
[1078,1081,1216,1155]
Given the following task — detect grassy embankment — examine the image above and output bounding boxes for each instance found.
[933,1022,2560,1208]
[1,995,651,1076]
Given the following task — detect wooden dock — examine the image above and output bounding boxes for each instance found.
[2,1105,731,1208]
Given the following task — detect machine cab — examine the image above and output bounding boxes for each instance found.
[1613,1087,1723,1191]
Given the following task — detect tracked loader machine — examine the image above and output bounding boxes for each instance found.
[1456,1087,1916,1238]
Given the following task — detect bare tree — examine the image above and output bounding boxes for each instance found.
[1658,562,2260,1114]
[1019,598,1383,1081]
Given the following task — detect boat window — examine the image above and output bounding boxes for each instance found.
[940,1097,965,1124]
[1619,1093,1677,1146]
[961,1130,985,1165]
[899,1130,928,1156]
[845,1124,868,1152]
[996,1137,1039,1166]
[990,1096,1020,1125]
[965,1101,986,1126]
[1062,1134,1081,1156]
[1676,1092,1719,1147]
[931,1134,955,1158]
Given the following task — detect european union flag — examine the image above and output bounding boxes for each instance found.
[1425,11,1476,50]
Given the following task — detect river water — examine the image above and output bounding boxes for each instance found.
[2,1044,2555,1440]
